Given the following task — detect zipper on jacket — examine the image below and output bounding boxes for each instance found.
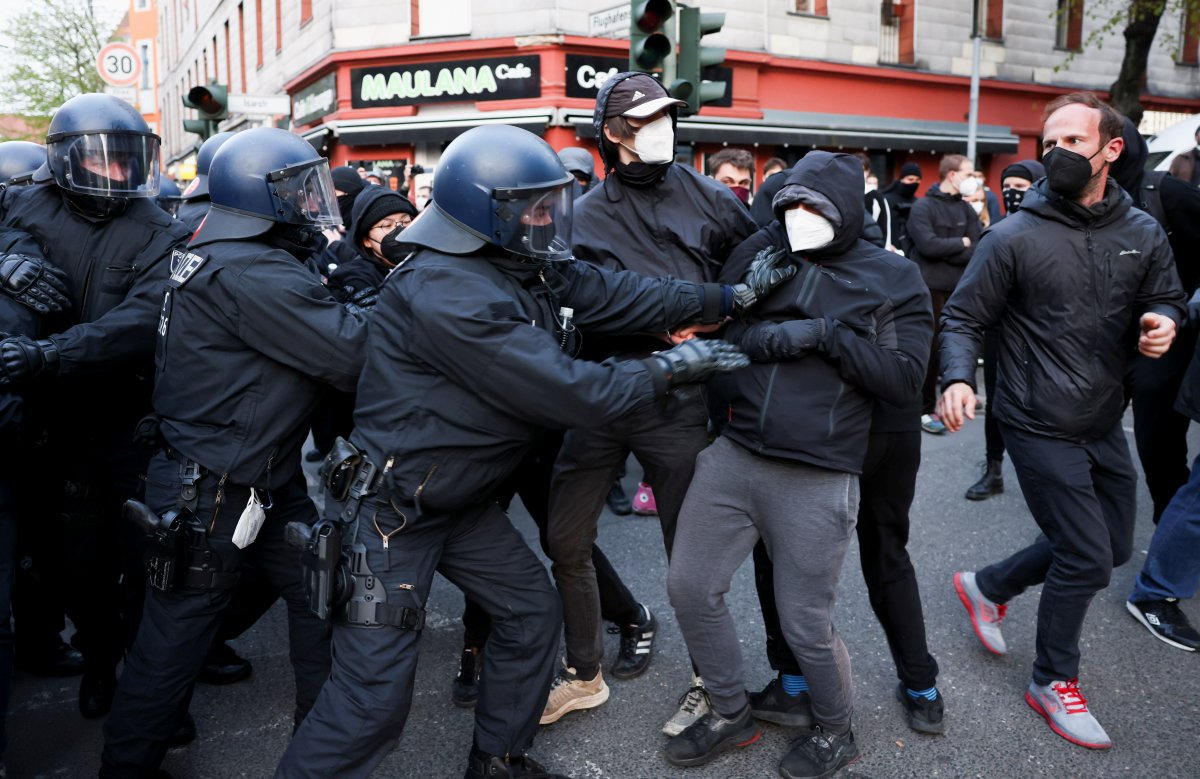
[757,364,780,437]
[826,382,846,440]
[413,464,438,516]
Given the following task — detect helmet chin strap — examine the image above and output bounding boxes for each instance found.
[62,189,130,220]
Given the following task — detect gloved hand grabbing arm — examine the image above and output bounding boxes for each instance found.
[732,318,830,362]
[0,334,59,388]
[644,338,749,392]
[0,254,72,316]
[728,247,797,316]
[347,285,380,310]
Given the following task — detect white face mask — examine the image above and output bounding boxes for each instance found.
[785,207,836,252]
[623,116,675,165]
[957,175,980,197]
[969,200,985,215]
[864,182,877,193]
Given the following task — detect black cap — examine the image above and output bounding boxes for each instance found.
[331,165,365,197]
[1000,160,1046,184]
[603,73,685,119]
[899,162,922,178]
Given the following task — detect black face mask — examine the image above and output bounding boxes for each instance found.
[615,159,670,188]
[1002,187,1027,214]
[266,223,327,260]
[336,193,357,222]
[898,181,919,198]
[63,190,131,220]
[1042,146,1104,197]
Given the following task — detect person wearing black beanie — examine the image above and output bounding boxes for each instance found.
[881,162,923,252]
[330,165,366,223]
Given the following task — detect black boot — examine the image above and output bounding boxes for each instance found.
[964,459,1003,501]
[451,646,482,708]
[605,481,632,516]
[464,748,571,778]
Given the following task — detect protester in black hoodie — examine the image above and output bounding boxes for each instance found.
[664,151,932,776]
[881,161,922,250]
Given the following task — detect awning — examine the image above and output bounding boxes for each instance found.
[568,109,1020,154]
[312,109,555,147]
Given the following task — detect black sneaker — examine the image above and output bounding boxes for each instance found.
[198,642,253,685]
[779,725,860,779]
[606,481,632,516]
[464,749,571,778]
[452,646,483,707]
[895,684,945,734]
[748,675,813,727]
[610,604,656,680]
[663,705,760,768]
[79,671,116,719]
[1126,599,1200,651]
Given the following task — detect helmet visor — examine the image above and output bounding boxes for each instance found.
[267,159,341,229]
[48,132,160,198]
[493,182,573,261]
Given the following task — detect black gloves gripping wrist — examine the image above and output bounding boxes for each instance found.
[0,254,72,316]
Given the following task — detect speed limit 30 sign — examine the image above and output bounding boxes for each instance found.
[97,42,142,88]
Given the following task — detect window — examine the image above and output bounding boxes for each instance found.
[135,0,150,11]
[238,3,248,91]
[276,0,283,52]
[975,0,1003,40]
[1055,0,1083,51]
[255,0,264,67]
[138,41,152,89]
[224,21,232,88]
[880,1,915,66]
[794,0,829,14]
[302,0,313,25]
[1180,5,1200,65]
[415,0,471,37]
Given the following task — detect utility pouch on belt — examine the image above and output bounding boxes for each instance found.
[123,499,187,592]
[322,437,363,503]
[286,518,349,621]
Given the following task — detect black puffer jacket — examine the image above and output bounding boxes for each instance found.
[718,152,933,474]
[940,179,1185,443]
[906,185,980,291]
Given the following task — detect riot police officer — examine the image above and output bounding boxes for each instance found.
[274,124,790,779]
[0,93,191,719]
[98,127,368,778]
[176,130,235,231]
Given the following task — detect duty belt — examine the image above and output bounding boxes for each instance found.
[340,459,382,524]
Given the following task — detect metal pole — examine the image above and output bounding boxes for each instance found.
[967,1,981,162]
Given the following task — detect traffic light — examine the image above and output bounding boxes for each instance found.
[183,82,229,140]
[629,0,676,82]
[674,5,727,116]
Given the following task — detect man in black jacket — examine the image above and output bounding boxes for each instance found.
[664,151,932,776]
[274,125,772,779]
[940,92,1185,750]
[880,161,922,250]
[0,94,192,720]
[541,72,758,734]
[99,127,369,778]
[906,153,981,435]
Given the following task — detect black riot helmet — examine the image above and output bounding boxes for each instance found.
[156,177,183,216]
[182,130,236,201]
[193,127,340,244]
[399,125,574,261]
[42,93,161,205]
[0,141,47,186]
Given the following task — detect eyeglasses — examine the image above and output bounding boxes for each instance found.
[370,216,412,234]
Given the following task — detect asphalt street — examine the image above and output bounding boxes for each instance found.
[8,406,1200,779]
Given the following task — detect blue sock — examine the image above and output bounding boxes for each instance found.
[906,686,939,701]
[780,674,808,696]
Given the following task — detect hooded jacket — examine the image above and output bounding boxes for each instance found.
[940,179,1185,443]
[718,152,933,474]
[905,184,980,291]
[571,72,756,358]
[326,186,417,300]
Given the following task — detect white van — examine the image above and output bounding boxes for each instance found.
[1145,113,1200,172]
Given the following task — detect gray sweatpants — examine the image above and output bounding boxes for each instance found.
[668,436,859,728]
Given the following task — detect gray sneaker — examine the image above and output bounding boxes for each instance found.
[1025,679,1112,750]
[662,676,710,736]
[953,571,1007,655]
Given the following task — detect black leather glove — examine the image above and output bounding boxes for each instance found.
[0,335,59,388]
[646,339,749,391]
[739,319,829,362]
[347,285,380,310]
[729,248,797,316]
[0,254,72,316]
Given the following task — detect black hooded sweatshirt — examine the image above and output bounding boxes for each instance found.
[717,152,933,473]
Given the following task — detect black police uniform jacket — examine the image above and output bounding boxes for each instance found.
[350,249,724,516]
[0,181,191,375]
[939,179,1186,443]
[154,235,368,490]
[718,152,934,475]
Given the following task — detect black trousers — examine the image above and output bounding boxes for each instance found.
[1127,324,1197,523]
[547,387,711,678]
[276,497,562,778]
[101,453,331,778]
[754,431,939,691]
[461,431,640,648]
[921,289,952,415]
[975,422,1136,685]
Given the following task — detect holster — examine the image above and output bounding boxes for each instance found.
[286,518,350,621]
[343,541,425,630]
[123,499,187,592]
[320,437,383,524]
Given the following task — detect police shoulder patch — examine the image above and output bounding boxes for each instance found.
[168,249,207,288]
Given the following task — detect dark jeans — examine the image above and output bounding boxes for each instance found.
[462,432,639,648]
[1131,450,1200,602]
[921,289,952,415]
[982,329,1005,462]
[1127,324,1197,523]
[547,387,710,678]
[276,498,561,778]
[975,423,1136,685]
[755,431,939,691]
[101,453,331,778]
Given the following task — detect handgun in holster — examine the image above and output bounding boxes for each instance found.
[286,518,350,620]
[123,499,187,592]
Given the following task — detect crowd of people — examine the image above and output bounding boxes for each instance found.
[0,77,1198,779]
